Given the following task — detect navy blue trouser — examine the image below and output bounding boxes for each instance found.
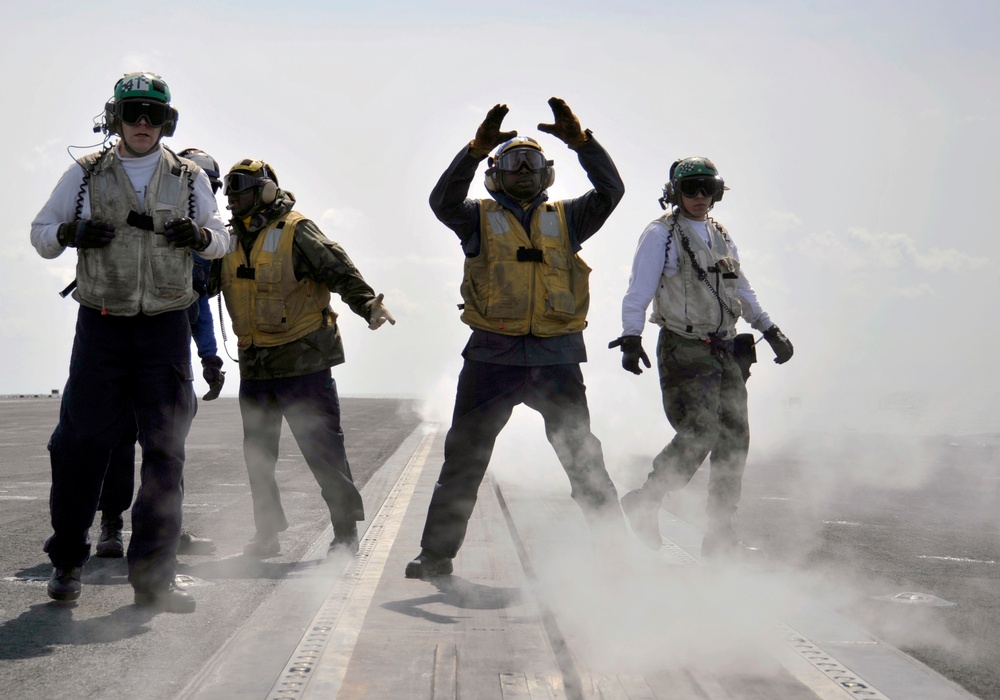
[97,423,139,519]
[99,294,210,519]
[420,360,623,559]
[45,306,195,592]
[238,369,364,536]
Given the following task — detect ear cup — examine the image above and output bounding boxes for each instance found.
[665,159,682,205]
[104,101,118,136]
[484,160,501,192]
[161,107,178,138]
[260,179,278,204]
[541,166,555,190]
[663,181,677,205]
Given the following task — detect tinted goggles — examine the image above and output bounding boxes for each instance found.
[223,172,263,195]
[677,176,724,198]
[494,148,548,173]
[117,100,171,127]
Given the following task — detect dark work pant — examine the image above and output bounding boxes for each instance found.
[238,369,364,536]
[645,327,750,526]
[420,360,622,559]
[45,306,195,592]
[97,422,139,520]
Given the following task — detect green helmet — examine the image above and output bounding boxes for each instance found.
[105,71,178,139]
[671,156,720,180]
[114,72,171,104]
[660,156,727,209]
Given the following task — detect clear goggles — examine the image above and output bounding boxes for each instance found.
[224,172,264,195]
[676,176,724,198]
[117,100,171,127]
[494,147,548,173]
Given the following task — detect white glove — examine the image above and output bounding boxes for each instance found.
[368,293,396,330]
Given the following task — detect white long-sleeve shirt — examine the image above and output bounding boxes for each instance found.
[620,215,773,337]
[31,144,229,260]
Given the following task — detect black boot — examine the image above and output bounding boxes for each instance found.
[47,566,83,602]
[95,514,125,558]
[134,579,196,613]
[404,549,453,579]
[702,511,752,561]
[243,532,280,558]
[201,355,225,401]
[177,529,216,555]
[621,488,662,550]
[329,522,360,556]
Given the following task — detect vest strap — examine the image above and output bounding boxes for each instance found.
[126,210,155,231]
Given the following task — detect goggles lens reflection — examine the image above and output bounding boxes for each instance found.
[118,100,170,127]
[495,148,547,173]
[677,177,723,198]
[224,172,263,195]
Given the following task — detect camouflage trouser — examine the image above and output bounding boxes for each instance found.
[644,327,750,526]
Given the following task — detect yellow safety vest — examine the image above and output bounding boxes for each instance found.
[460,200,590,337]
[221,211,333,348]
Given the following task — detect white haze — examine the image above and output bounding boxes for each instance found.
[4,0,997,686]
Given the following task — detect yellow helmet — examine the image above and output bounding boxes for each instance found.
[224,159,280,204]
[484,137,554,193]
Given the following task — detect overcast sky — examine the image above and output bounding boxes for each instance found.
[3,0,998,449]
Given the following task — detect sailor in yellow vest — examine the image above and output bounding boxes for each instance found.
[406,98,627,579]
[216,159,395,559]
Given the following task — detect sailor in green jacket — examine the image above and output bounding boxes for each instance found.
[215,159,395,559]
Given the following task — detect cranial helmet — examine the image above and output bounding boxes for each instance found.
[104,71,178,138]
[660,156,728,209]
[484,137,555,193]
[224,159,280,205]
[179,148,222,193]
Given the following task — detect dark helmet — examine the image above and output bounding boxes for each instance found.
[179,148,222,193]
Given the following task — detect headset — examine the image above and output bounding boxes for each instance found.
[227,159,279,204]
[484,137,555,193]
[100,99,178,138]
[257,164,279,204]
[659,158,726,210]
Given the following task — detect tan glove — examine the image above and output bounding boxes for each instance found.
[471,104,518,154]
[368,293,396,330]
[537,97,588,148]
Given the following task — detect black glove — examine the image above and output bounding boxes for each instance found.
[537,97,588,148]
[57,220,116,249]
[201,355,225,401]
[471,103,518,153]
[762,325,794,364]
[609,335,651,375]
[163,217,209,251]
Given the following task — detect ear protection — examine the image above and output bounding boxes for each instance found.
[229,159,280,204]
[102,100,178,138]
[659,158,726,210]
[659,159,683,208]
[257,163,279,204]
